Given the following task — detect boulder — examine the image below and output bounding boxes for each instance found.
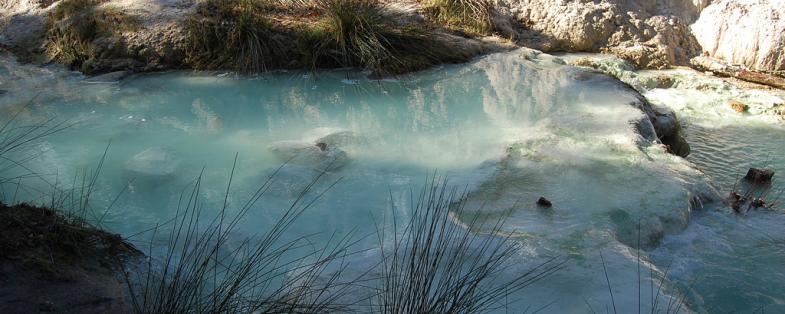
[744,168,774,184]
[691,0,785,75]
[496,0,706,68]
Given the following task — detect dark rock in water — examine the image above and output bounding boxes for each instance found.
[744,168,774,184]
[751,198,766,209]
[652,106,691,157]
[536,197,552,208]
[728,191,742,213]
[0,89,7,95]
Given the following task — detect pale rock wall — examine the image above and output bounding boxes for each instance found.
[496,0,707,69]
[692,0,785,74]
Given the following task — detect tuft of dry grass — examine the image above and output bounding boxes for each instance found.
[373,176,565,313]
[423,0,494,35]
[185,0,290,73]
[305,0,474,75]
[44,0,138,69]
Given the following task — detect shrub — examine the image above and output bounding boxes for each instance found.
[305,0,473,75]
[44,0,137,69]
[185,0,289,73]
[125,165,356,313]
[423,0,494,35]
[372,177,564,313]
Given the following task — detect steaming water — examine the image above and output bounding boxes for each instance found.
[2,50,784,312]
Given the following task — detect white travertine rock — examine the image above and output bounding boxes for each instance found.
[497,0,708,69]
[691,0,785,74]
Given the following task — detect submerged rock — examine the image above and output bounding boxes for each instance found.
[84,71,129,83]
[728,100,748,113]
[315,130,367,148]
[125,147,179,177]
[743,168,774,184]
[536,197,552,208]
[269,141,349,172]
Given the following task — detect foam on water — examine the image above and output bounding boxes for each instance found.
[2,50,783,312]
[589,57,785,312]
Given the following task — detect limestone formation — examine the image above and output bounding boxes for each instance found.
[495,0,706,69]
[692,0,785,75]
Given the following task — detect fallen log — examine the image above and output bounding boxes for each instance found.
[690,56,785,90]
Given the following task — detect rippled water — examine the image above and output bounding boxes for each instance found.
[2,50,784,312]
[643,80,785,313]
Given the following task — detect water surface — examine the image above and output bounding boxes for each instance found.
[2,50,785,312]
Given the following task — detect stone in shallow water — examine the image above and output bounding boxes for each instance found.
[268,141,348,172]
[744,168,774,184]
[728,100,748,113]
[536,197,552,208]
[84,71,129,83]
[125,147,179,177]
[315,130,367,147]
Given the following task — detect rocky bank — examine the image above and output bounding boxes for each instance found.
[1,0,784,79]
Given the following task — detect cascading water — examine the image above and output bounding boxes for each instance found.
[2,49,784,312]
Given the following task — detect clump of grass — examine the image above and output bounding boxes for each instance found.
[423,0,494,35]
[0,107,138,275]
[305,0,473,75]
[373,177,564,313]
[44,0,138,69]
[185,0,288,73]
[126,162,357,313]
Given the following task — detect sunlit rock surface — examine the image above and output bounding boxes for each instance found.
[499,0,707,68]
[692,0,785,74]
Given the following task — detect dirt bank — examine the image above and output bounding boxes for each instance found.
[0,203,140,314]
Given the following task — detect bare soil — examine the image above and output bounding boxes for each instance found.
[0,203,140,314]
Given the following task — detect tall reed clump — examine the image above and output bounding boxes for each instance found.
[306,0,473,75]
[423,0,494,35]
[0,104,70,199]
[185,0,289,73]
[125,163,358,313]
[373,177,565,313]
[0,105,140,273]
[44,0,137,70]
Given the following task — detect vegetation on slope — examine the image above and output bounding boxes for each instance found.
[305,0,474,75]
[44,0,138,70]
[185,0,290,73]
[184,0,479,75]
[423,0,494,35]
